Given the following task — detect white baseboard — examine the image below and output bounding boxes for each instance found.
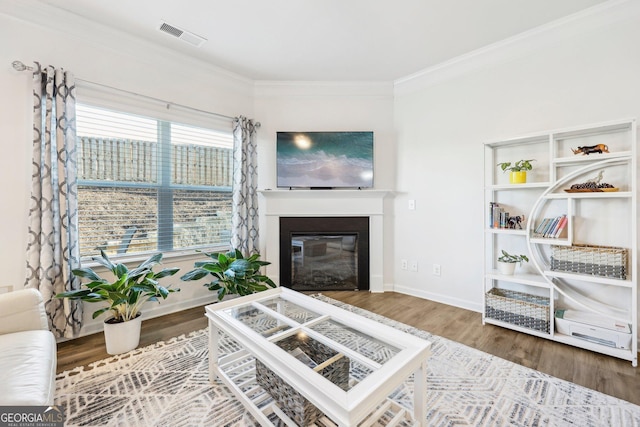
[392,284,482,313]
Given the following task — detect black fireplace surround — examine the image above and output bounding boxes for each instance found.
[279,216,370,291]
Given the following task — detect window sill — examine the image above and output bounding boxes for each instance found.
[80,244,231,269]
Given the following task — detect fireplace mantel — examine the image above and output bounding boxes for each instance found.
[259,189,393,293]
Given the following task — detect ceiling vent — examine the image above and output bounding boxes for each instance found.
[157,21,207,47]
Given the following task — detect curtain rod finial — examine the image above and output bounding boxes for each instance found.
[12,60,33,72]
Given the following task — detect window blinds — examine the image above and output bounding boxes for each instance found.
[76,104,233,259]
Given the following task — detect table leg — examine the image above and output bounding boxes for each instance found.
[413,360,427,426]
[209,318,220,383]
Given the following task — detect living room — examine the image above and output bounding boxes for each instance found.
[1,0,639,425]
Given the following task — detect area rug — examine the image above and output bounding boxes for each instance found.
[55,295,640,426]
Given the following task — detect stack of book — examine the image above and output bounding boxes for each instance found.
[489,202,507,228]
[533,215,567,238]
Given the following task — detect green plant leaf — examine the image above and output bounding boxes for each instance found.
[217,252,229,265]
[71,267,103,281]
[153,267,180,279]
[92,307,111,319]
[497,159,535,172]
[180,268,210,281]
[93,250,116,272]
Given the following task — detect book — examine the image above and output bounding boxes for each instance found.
[552,215,568,238]
[500,211,509,228]
[490,202,503,229]
[489,202,498,228]
[534,218,550,235]
[542,216,559,237]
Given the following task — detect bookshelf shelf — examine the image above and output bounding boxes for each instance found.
[483,118,637,366]
[485,228,526,236]
[485,271,550,288]
[544,191,632,199]
[553,151,632,165]
[529,237,571,246]
[542,270,634,288]
[487,182,551,191]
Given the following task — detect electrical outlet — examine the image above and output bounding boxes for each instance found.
[401,259,408,270]
[433,264,441,276]
[410,261,418,272]
[408,199,416,210]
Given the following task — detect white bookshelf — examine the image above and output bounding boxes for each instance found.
[483,118,637,366]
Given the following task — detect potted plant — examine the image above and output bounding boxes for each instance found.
[496,250,529,275]
[56,250,180,354]
[180,249,276,301]
[497,159,535,184]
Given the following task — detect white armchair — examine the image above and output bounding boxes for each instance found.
[0,288,57,405]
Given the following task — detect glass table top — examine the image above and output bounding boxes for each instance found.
[308,318,400,364]
[258,297,322,324]
[218,292,408,388]
[222,304,293,338]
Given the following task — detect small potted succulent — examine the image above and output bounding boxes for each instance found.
[497,159,535,184]
[496,250,529,275]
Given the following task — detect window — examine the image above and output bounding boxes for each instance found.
[76,104,233,260]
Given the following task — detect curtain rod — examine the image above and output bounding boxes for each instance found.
[11,60,238,123]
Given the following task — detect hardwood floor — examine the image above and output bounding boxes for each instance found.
[57,291,640,405]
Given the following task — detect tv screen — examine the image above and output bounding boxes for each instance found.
[276,131,374,188]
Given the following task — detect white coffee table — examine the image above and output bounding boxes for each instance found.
[206,287,431,426]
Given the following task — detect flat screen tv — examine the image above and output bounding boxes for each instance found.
[276,131,374,189]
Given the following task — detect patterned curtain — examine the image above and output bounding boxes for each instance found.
[231,116,260,255]
[24,62,83,338]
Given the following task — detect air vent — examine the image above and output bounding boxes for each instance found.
[157,21,207,47]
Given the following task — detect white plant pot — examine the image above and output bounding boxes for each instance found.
[103,314,142,355]
[497,261,516,276]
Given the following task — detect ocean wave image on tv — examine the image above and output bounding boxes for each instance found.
[277,131,374,188]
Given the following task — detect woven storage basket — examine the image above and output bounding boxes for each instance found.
[551,244,627,279]
[485,288,550,333]
[256,334,349,426]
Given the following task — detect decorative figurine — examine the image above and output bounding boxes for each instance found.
[571,144,609,155]
[567,170,616,191]
[507,215,524,230]
[586,170,604,185]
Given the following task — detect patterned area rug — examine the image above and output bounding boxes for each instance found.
[55,295,640,426]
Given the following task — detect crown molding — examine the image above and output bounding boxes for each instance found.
[254,80,394,98]
[394,0,638,95]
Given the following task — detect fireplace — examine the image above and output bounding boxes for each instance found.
[260,189,389,293]
[279,217,369,291]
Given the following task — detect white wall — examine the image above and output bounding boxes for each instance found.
[0,4,254,336]
[2,0,639,338]
[253,82,397,288]
[392,2,640,311]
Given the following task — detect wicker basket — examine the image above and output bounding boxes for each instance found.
[551,244,627,279]
[255,334,349,426]
[485,288,550,333]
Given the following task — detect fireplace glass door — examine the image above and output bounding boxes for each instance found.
[290,234,358,291]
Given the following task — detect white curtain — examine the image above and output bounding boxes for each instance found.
[231,116,260,254]
[24,62,83,338]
